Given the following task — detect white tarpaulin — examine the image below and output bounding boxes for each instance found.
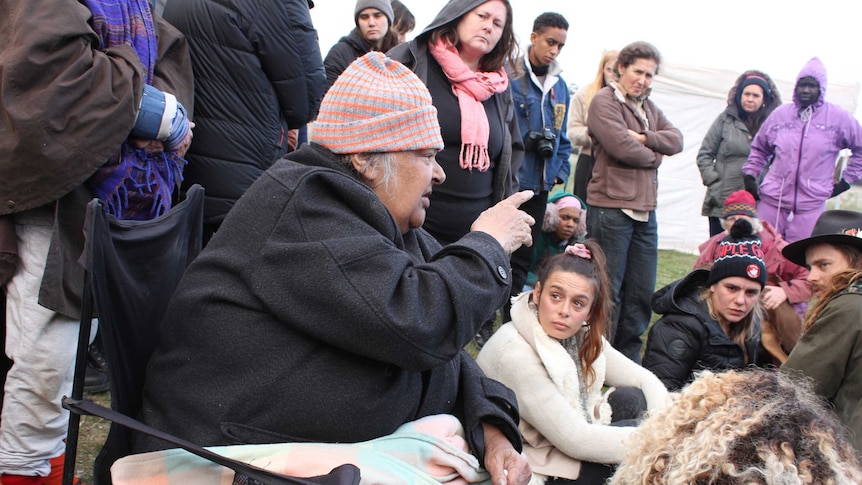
[645,62,860,253]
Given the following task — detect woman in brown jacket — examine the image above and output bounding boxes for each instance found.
[584,41,683,364]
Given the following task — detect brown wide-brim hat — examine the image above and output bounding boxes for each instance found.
[782,210,862,266]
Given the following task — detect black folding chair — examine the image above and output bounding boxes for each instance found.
[62,185,359,485]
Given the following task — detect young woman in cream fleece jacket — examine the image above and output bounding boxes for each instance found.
[477,240,667,485]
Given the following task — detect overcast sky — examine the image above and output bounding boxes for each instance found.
[311,0,862,113]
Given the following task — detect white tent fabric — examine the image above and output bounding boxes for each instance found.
[643,62,860,253]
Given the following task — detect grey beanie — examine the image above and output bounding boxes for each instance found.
[354,0,394,26]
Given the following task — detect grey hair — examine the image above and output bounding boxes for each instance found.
[337,152,398,190]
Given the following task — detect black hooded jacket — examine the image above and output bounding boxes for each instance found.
[387,0,523,243]
[323,29,372,91]
[642,269,761,391]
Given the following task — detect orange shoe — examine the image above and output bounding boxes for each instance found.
[42,455,82,485]
[0,455,82,485]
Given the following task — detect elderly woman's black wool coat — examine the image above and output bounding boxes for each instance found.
[136,143,522,461]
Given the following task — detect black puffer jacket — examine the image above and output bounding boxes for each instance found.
[323,29,370,91]
[163,0,325,226]
[642,269,761,391]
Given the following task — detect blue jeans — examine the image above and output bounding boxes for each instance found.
[587,208,657,363]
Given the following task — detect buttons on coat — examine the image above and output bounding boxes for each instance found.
[497,265,508,280]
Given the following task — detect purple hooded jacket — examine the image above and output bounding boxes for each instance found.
[743,57,862,212]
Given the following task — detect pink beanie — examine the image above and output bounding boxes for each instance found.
[554,195,582,211]
[312,52,443,154]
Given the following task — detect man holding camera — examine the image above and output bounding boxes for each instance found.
[586,41,683,363]
[496,12,572,328]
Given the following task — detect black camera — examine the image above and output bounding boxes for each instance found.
[525,128,556,160]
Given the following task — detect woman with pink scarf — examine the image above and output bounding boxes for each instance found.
[389,0,524,246]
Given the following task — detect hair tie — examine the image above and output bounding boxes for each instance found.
[565,243,591,260]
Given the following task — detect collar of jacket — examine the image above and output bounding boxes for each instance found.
[609,80,651,103]
[523,51,564,89]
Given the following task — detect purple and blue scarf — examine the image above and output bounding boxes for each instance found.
[83,0,186,220]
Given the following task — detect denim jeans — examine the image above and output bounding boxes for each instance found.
[587,208,657,363]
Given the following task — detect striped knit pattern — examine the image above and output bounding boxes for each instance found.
[312,52,443,154]
[722,190,758,219]
[723,202,757,219]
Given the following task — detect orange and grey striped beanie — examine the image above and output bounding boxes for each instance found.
[311,52,443,154]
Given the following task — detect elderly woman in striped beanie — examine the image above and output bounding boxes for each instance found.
[137,52,534,484]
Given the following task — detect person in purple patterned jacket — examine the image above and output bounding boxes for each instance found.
[743,57,862,243]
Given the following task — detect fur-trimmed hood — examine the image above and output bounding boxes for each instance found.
[725,69,782,118]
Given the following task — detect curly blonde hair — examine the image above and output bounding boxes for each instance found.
[610,369,862,484]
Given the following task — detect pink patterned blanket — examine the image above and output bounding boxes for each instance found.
[112,414,492,484]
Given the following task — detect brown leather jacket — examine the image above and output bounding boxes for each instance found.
[0,0,193,318]
[0,0,193,215]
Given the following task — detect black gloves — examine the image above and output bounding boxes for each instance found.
[831,179,851,198]
[743,174,760,200]
[741,175,848,200]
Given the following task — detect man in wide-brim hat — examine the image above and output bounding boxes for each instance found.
[780,209,862,459]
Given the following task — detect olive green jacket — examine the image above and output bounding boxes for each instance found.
[783,280,862,458]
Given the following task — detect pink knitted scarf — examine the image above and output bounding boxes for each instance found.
[428,37,508,172]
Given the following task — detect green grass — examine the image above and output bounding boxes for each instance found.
[73,391,111,483]
[656,249,698,290]
[652,249,698,323]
